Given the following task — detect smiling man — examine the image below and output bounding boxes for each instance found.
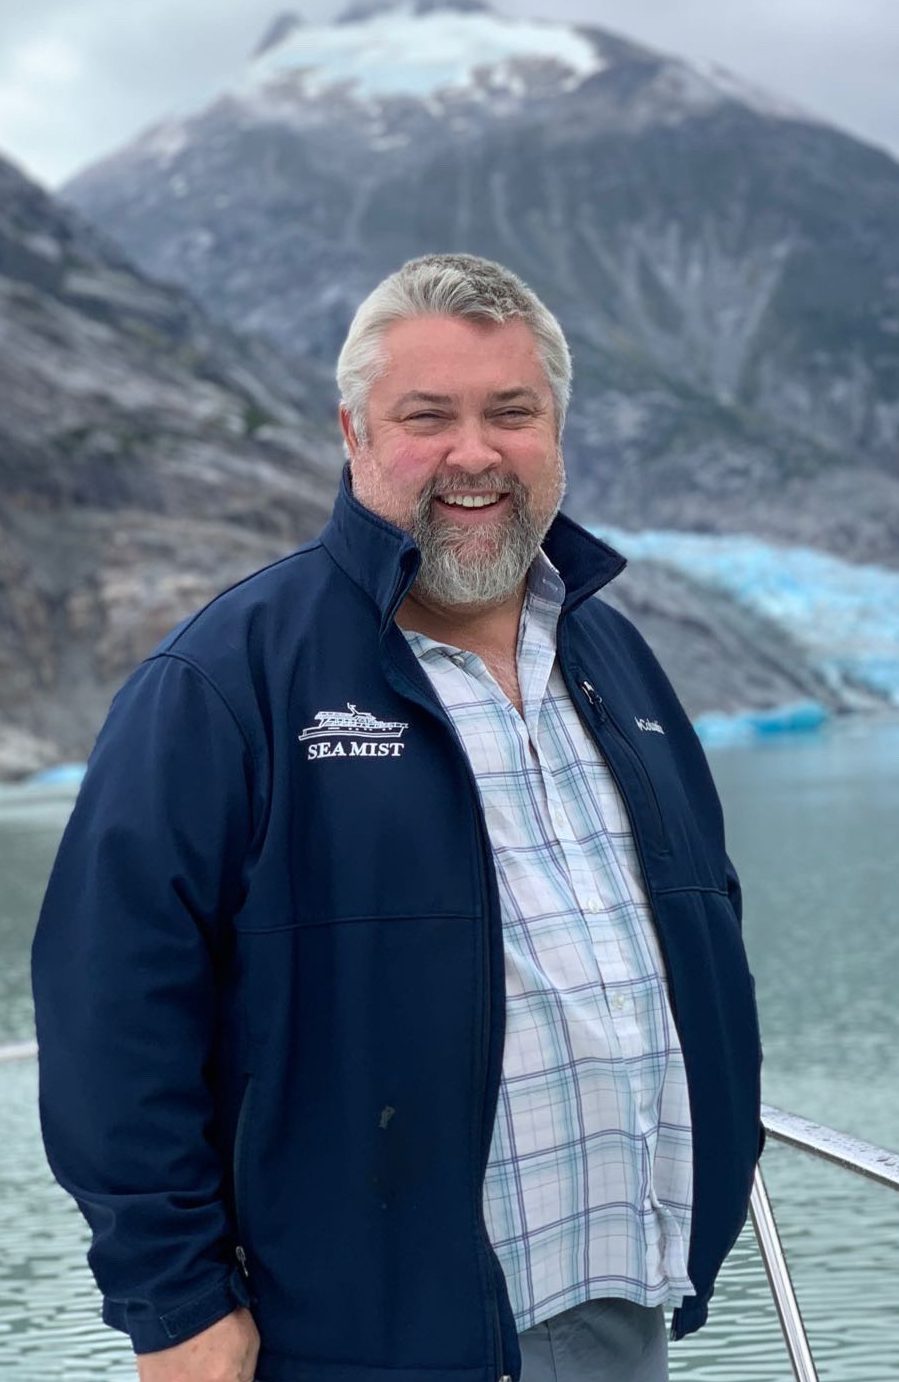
[33,253,764,1382]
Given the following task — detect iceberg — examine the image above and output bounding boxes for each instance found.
[692,701,830,747]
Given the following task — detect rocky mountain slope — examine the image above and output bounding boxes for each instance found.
[0,151,342,776]
[62,0,899,566]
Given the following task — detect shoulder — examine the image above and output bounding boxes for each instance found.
[108,541,336,765]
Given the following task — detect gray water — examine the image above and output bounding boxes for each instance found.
[1,717,898,1379]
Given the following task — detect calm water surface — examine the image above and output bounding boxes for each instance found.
[1,717,898,1379]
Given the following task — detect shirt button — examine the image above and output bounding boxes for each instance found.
[611,993,627,1012]
[584,897,601,914]
[552,812,566,835]
[450,653,466,667]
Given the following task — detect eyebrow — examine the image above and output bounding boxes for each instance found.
[392,387,544,409]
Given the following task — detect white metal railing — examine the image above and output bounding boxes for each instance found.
[754,1103,899,1382]
[0,1039,37,1062]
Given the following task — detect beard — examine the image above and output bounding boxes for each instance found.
[409,461,565,608]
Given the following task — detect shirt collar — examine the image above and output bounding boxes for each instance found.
[320,463,627,631]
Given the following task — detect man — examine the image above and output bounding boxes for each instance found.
[32,253,763,1382]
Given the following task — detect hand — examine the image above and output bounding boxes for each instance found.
[136,1307,260,1382]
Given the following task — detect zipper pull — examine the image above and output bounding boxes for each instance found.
[235,1245,250,1279]
[580,680,607,721]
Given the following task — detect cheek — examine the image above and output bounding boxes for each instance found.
[377,445,443,502]
[512,436,562,487]
[354,443,442,524]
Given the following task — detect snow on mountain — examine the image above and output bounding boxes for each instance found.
[242,2,604,106]
[117,2,825,181]
[596,526,899,714]
[232,0,817,131]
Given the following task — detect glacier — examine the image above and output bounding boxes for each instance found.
[593,526,899,744]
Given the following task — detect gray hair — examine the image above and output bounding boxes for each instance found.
[336,252,572,448]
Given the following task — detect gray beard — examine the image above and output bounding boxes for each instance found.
[409,474,555,607]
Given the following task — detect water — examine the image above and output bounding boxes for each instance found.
[2,718,898,1379]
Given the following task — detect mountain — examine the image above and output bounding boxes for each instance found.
[0,151,342,777]
[0,141,865,784]
[61,0,899,566]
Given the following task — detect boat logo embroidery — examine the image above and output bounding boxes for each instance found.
[299,704,408,760]
[634,716,665,735]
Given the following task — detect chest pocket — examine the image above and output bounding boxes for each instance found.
[280,698,484,926]
[573,682,722,890]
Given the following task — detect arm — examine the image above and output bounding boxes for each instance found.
[32,653,258,1354]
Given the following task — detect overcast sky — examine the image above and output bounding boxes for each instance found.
[2,0,898,189]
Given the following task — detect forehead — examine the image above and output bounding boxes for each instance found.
[373,315,549,399]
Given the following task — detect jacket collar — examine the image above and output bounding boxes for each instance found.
[321,463,627,628]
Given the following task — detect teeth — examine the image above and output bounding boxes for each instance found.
[441,493,502,508]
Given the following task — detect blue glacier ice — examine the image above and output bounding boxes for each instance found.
[592,526,899,743]
[23,763,86,788]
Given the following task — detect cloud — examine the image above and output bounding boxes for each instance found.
[0,34,84,175]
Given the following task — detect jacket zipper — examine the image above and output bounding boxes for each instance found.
[573,665,695,1298]
[571,676,679,1025]
[456,752,506,1381]
[577,678,669,855]
[381,643,506,1379]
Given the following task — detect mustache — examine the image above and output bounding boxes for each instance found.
[422,472,521,503]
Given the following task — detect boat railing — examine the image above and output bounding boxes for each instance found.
[753,1104,899,1382]
[2,1043,897,1380]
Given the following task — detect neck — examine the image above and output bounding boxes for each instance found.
[395,582,526,656]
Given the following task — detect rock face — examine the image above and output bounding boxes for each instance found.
[62,0,899,567]
[0,151,342,772]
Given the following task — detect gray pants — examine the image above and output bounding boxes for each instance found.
[517,1298,669,1382]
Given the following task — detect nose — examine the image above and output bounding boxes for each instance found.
[445,417,503,472]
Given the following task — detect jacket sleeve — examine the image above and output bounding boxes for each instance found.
[31,652,257,1353]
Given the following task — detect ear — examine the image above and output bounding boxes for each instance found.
[339,404,361,461]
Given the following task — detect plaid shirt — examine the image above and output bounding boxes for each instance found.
[402,552,694,1331]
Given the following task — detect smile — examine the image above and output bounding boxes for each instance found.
[437,493,505,508]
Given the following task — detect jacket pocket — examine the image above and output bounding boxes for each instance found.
[233,1075,254,1255]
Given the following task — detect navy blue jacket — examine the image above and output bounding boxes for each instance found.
[32,469,763,1381]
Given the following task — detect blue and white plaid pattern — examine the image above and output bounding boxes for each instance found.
[403,553,694,1331]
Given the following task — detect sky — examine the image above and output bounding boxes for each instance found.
[1,0,898,189]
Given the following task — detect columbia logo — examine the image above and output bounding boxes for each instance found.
[635,716,665,735]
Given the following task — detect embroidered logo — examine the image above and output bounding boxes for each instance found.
[634,716,665,735]
[299,704,408,760]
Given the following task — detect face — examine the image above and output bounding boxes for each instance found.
[341,315,565,609]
